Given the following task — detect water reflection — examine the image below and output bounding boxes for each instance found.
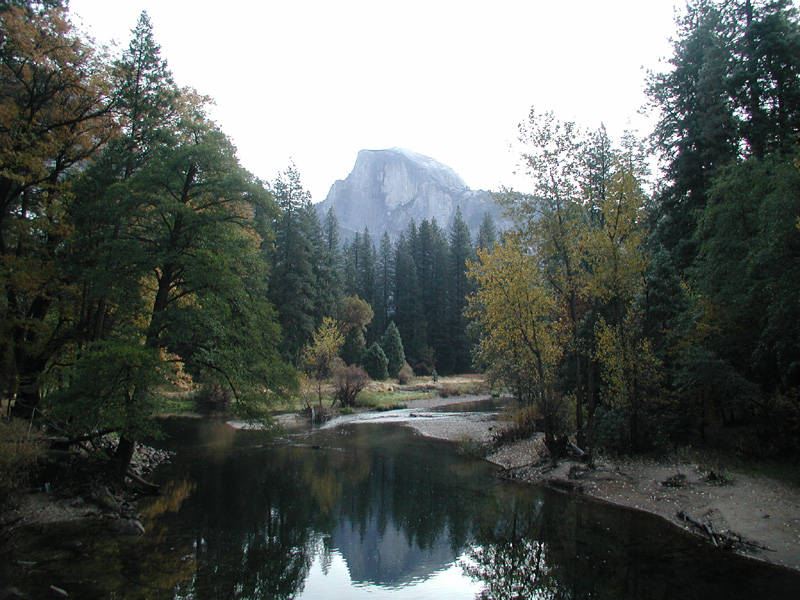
[12,418,800,599]
[150,420,498,599]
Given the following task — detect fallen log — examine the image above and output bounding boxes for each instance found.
[125,469,161,494]
[566,440,589,461]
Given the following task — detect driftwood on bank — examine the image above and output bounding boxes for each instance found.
[677,510,772,553]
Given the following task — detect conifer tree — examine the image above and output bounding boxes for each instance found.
[381,321,406,378]
[357,228,376,317]
[394,222,424,368]
[374,231,395,338]
[446,208,474,373]
[69,11,182,350]
[476,212,498,251]
[416,219,449,372]
[362,342,389,381]
[268,164,318,364]
[319,209,345,311]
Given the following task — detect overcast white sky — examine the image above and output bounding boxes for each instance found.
[69,0,681,201]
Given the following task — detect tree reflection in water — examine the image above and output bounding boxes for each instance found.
[16,419,800,599]
[160,421,490,597]
[462,492,561,600]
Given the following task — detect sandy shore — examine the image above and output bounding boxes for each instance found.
[396,395,800,573]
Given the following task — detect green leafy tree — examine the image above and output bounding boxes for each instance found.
[688,153,800,449]
[46,343,168,444]
[67,11,182,353]
[0,2,114,417]
[104,99,286,470]
[62,13,288,473]
[338,295,373,366]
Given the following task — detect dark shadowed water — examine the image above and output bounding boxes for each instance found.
[12,417,800,599]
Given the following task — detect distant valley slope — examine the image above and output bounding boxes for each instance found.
[315,148,509,240]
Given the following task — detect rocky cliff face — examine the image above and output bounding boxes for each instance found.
[315,148,508,240]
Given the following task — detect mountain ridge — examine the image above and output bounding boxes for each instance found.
[315,148,509,241]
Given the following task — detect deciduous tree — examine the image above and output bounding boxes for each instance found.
[0,2,114,416]
[467,241,566,450]
[301,317,345,404]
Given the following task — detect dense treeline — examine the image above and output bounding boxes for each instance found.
[469,0,800,457]
[0,2,292,475]
[0,0,496,485]
[266,154,500,376]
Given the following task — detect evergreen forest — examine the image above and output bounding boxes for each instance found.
[1,0,800,496]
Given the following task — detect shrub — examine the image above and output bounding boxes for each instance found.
[456,435,491,458]
[194,382,232,412]
[397,363,413,385]
[493,405,542,445]
[438,384,462,398]
[333,360,370,407]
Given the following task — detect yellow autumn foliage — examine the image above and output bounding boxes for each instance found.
[467,242,568,444]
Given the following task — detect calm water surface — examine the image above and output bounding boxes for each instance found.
[13,417,800,599]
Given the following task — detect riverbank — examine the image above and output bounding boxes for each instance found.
[8,393,800,575]
[398,394,800,573]
[3,442,174,531]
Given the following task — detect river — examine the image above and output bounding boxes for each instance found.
[12,415,800,599]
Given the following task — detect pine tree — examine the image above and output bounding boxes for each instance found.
[112,12,181,179]
[69,11,182,349]
[357,228,376,318]
[319,209,345,311]
[446,207,474,373]
[394,222,423,368]
[476,212,498,251]
[268,164,317,364]
[374,231,395,338]
[381,321,406,378]
[362,342,389,381]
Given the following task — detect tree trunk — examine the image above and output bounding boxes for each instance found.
[9,365,44,419]
[575,341,584,448]
[114,436,136,478]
